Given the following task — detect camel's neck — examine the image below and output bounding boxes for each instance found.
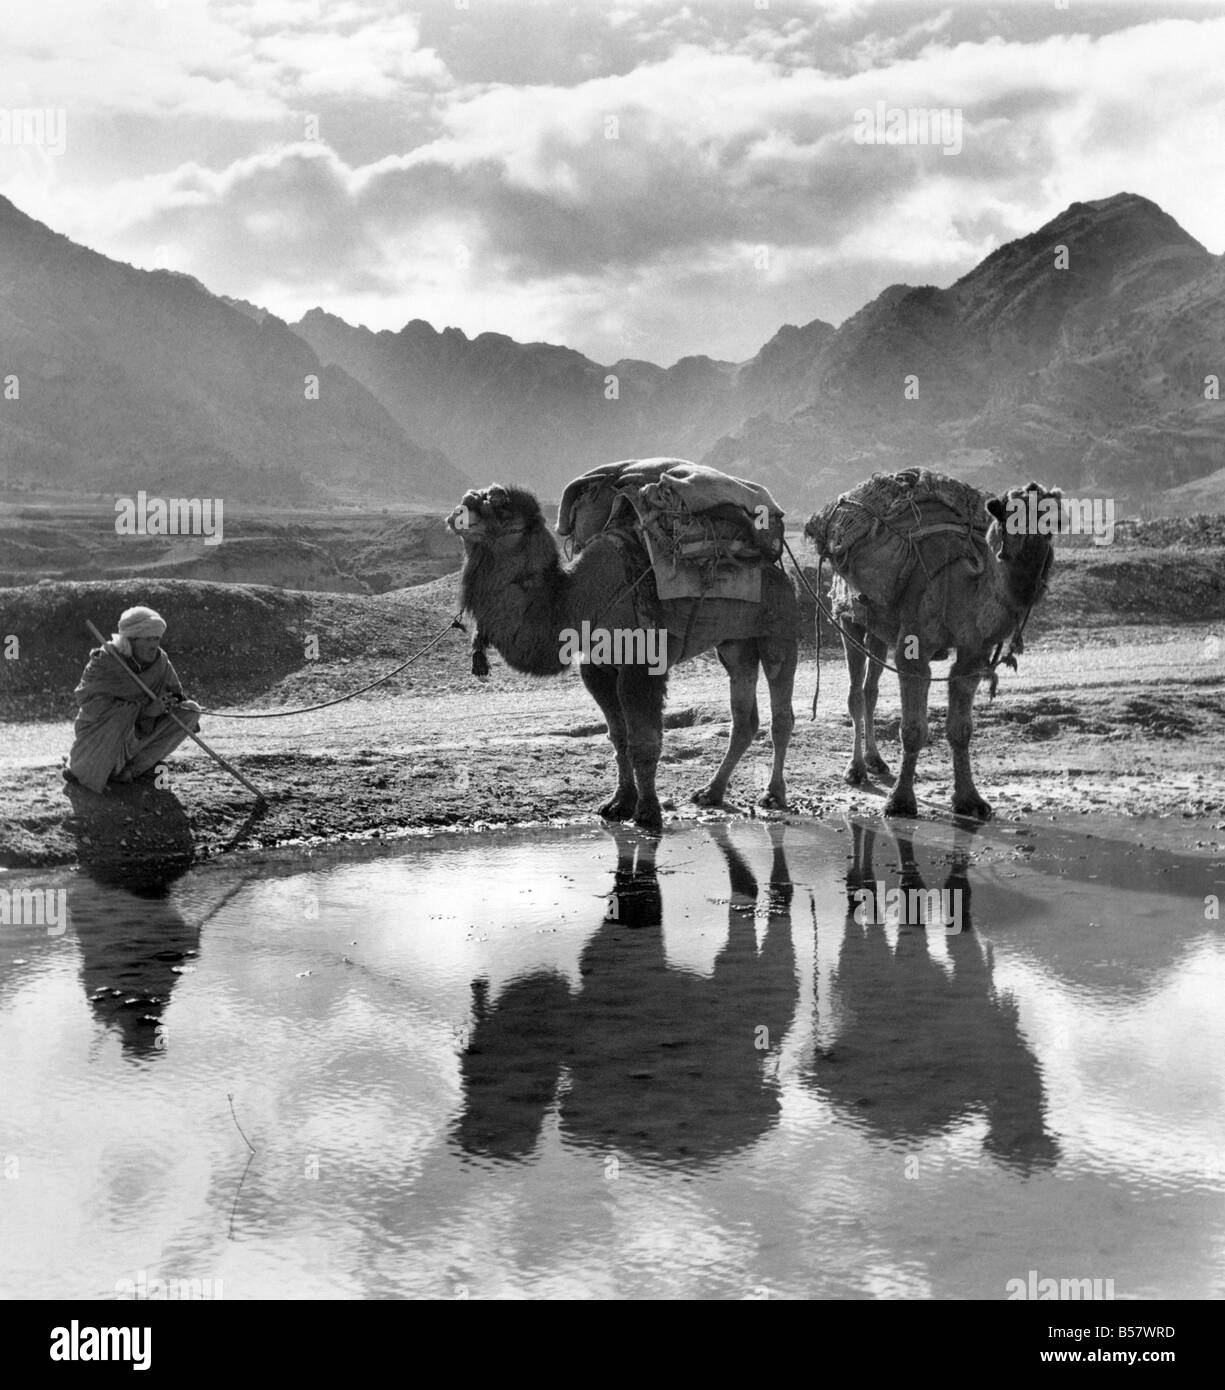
[460,529,570,676]
[1000,537,1052,614]
[977,535,1051,644]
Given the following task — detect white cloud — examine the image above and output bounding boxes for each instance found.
[2,3,1223,364]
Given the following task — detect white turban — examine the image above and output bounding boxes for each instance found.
[118,606,167,638]
[110,606,166,656]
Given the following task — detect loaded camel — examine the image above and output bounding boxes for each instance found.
[810,478,1059,821]
[448,485,798,833]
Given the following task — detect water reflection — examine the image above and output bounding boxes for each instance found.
[64,783,197,1059]
[64,781,195,890]
[456,823,799,1166]
[2,812,1221,1299]
[804,820,1060,1173]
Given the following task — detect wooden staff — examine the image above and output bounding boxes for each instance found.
[85,620,266,802]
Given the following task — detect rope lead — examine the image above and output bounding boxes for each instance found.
[199,613,465,720]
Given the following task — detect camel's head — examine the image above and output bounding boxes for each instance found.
[986,480,1062,598]
[447,484,546,551]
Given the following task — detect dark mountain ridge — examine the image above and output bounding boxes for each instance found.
[0,195,465,505]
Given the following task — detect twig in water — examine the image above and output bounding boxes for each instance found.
[226,1092,257,1242]
[228,1151,255,1242]
[227,1092,257,1154]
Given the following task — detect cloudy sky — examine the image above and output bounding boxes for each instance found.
[2,0,1224,365]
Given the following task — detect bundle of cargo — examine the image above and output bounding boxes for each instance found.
[557,458,784,603]
[555,457,793,660]
[804,468,991,610]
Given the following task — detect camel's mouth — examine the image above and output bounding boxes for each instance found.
[447,495,488,540]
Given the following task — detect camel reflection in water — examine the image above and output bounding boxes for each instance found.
[456,822,799,1166]
[457,816,1060,1174]
[804,819,1060,1173]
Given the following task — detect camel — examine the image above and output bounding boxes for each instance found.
[448,484,798,833]
[820,479,1059,821]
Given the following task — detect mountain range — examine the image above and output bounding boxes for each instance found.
[0,195,462,504]
[1,190,1221,513]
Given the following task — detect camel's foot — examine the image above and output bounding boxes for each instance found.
[690,784,725,808]
[952,792,993,821]
[633,797,664,834]
[865,751,892,778]
[598,788,638,821]
[757,787,788,812]
[843,760,868,787]
[883,787,918,818]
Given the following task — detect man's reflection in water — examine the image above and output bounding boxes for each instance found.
[457,823,799,1167]
[65,783,198,1060]
[805,819,1060,1174]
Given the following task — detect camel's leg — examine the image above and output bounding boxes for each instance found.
[841,623,870,785]
[884,650,930,818]
[948,652,992,821]
[765,820,794,914]
[470,626,490,680]
[759,638,796,810]
[845,818,877,914]
[943,822,976,935]
[692,640,758,809]
[618,664,667,833]
[580,662,637,821]
[861,634,892,779]
[887,822,925,928]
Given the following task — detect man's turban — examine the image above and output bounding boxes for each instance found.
[116,606,166,639]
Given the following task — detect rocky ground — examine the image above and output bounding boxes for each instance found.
[2,558,1223,867]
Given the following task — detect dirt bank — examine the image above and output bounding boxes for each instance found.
[3,594,1223,867]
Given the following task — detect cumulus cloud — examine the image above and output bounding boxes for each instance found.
[2,0,1223,364]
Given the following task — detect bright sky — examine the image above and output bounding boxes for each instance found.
[2,0,1223,365]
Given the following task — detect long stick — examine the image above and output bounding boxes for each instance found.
[85,620,266,802]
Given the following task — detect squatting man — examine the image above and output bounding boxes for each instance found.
[64,606,202,791]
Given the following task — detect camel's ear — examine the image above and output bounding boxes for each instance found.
[986,497,1006,523]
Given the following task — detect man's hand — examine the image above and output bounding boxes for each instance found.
[143,695,173,717]
[177,699,202,714]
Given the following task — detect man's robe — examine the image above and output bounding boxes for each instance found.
[68,645,185,793]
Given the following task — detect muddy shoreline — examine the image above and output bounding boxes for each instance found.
[4,617,1223,869]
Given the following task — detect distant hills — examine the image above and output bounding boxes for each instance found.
[704,194,1225,509]
[0,195,464,504]
[1,190,1221,514]
[293,308,837,501]
[296,193,1224,511]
